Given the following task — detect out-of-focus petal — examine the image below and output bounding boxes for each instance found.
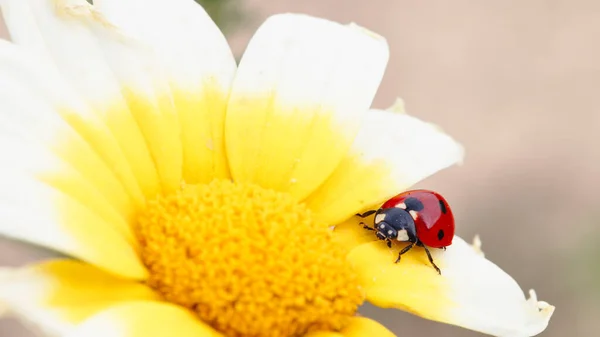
[304,317,396,337]
[0,260,159,336]
[340,317,396,337]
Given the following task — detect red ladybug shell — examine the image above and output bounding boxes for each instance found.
[380,189,454,248]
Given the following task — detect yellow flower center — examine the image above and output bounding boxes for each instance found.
[135,179,364,337]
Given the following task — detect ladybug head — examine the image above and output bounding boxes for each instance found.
[374,208,417,243]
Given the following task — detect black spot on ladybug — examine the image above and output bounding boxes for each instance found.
[437,229,445,241]
[404,197,424,212]
[439,200,447,214]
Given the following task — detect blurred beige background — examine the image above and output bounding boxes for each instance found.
[1,0,599,336]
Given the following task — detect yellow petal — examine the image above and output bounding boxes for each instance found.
[0,173,146,279]
[64,301,221,337]
[304,317,395,337]
[340,317,396,337]
[332,216,377,250]
[0,260,160,336]
[307,109,464,225]
[226,14,388,200]
[95,0,237,184]
[348,237,554,336]
[304,333,342,337]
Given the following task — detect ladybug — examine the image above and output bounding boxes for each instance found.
[357,190,455,275]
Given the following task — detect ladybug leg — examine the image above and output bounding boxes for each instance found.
[357,210,378,231]
[355,210,377,218]
[360,222,374,231]
[386,239,392,248]
[394,242,415,263]
[357,210,380,232]
[422,245,442,275]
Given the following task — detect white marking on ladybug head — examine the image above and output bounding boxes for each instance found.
[379,224,385,229]
[396,229,409,242]
[409,210,419,220]
[394,203,406,210]
[387,230,393,235]
[374,213,386,224]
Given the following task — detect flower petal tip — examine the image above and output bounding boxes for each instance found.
[347,22,387,43]
[53,0,93,19]
[520,289,554,336]
[455,146,466,165]
[54,0,118,30]
[440,130,465,166]
[385,99,466,166]
[264,13,389,54]
[471,235,485,257]
[527,289,555,318]
[385,97,407,114]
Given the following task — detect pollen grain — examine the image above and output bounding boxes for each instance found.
[135,180,364,337]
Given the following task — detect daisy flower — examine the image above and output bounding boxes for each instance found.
[0,0,554,336]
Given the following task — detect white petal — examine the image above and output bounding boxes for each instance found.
[94,0,235,90]
[442,237,554,336]
[308,108,464,224]
[358,107,464,188]
[0,260,158,336]
[94,0,237,184]
[348,236,554,336]
[226,14,389,200]
[1,0,163,196]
